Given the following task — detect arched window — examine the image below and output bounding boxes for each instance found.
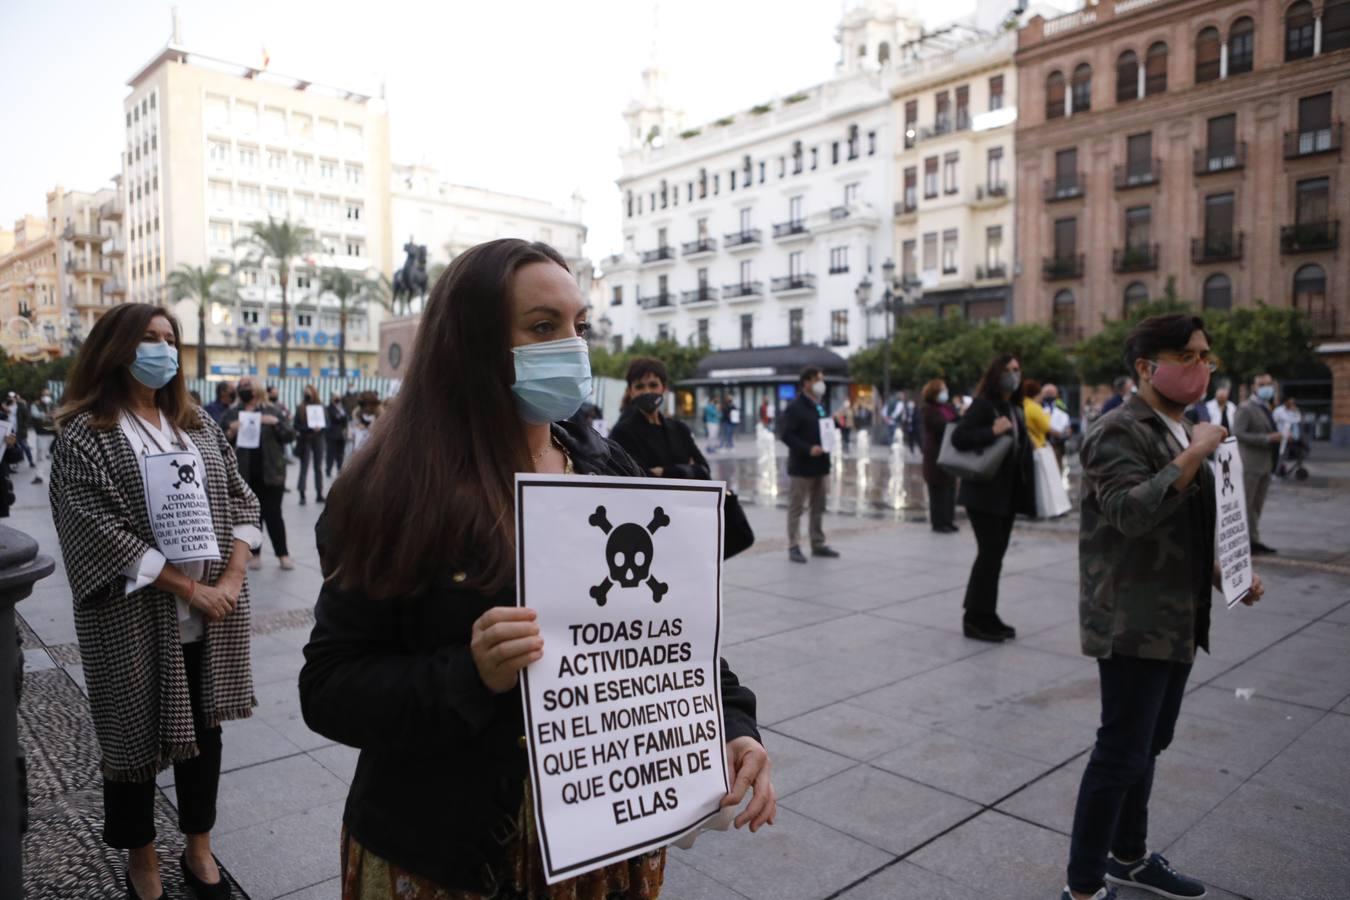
[1293,264,1327,313]
[1145,42,1168,95]
[1072,63,1092,113]
[1203,274,1232,311]
[1116,50,1140,102]
[878,42,891,65]
[1123,281,1149,316]
[1325,0,1350,53]
[1046,70,1065,120]
[1195,28,1222,82]
[1052,289,1076,338]
[1228,17,1255,75]
[1286,1,1316,60]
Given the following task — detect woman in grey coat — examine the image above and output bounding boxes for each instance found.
[49,303,261,899]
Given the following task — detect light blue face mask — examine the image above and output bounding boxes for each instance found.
[1256,384,1276,402]
[130,341,179,389]
[511,337,592,425]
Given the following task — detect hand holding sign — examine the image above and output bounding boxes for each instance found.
[472,606,544,694]
[236,411,262,449]
[723,736,776,832]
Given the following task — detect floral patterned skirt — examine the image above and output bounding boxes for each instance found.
[341,786,666,900]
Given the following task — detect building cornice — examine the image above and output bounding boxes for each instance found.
[1015,51,1350,152]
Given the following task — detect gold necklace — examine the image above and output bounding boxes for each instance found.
[531,435,557,461]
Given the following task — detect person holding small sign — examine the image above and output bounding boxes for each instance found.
[292,384,327,506]
[301,239,775,900]
[778,366,840,565]
[47,303,262,900]
[1063,315,1265,900]
[221,376,297,571]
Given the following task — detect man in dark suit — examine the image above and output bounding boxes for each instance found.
[778,367,839,564]
[1233,373,1282,555]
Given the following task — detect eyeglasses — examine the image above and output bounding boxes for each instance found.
[1152,352,1219,373]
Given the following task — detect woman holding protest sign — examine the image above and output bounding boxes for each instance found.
[48,302,261,900]
[301,239,775,899]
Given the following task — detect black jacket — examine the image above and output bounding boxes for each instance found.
[951,394,1035,517]
[299,421,761,894]
[325,401,348,440]
[779,393,831,478]
[608,407,710,479]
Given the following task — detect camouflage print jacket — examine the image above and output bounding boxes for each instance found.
[1079,395,1215,663]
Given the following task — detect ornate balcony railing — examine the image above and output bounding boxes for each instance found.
[639,246,676,264]
[1193,142,1247,175]
[770,274,816,293]
[1043,254,1084,281]
[1191,232,1244,264]
[1113,243,1160,273]
[1280,220,1339,254]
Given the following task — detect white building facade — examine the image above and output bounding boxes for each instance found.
[389,163,590,290]
[122,31,392,378]
[892,28,1019,322]
[603,4,922,360]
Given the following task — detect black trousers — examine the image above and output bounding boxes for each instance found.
[1067,655,1191,894]
[325,435,345,476]
[963,508,1015,621]
[926,478,956,530]
[103,641,222,848]
[250,480,289,557]
[296,433,324,498]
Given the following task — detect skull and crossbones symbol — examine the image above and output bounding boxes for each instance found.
[171,458,198,490]
[588,505,670,606]
[1219,450,1235,496]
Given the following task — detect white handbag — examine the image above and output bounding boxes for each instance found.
[1033,445,1071,518]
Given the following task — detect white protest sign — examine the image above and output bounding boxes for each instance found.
[0,418,11,446]
[1210,437,1252,608]
[306,404,326,431]
[516,474,728,884]
[818,417,838,454]
[236,411,262,449]
[141,450,221,564]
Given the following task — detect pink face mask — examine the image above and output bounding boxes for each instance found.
[1149,361,1210,406]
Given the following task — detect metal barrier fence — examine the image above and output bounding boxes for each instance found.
[47,375,399,413]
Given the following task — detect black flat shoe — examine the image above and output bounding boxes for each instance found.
[126,872,165,900]
[811,545,841,558]
[994,618,1017,639]
[298,495,307,506]
[180,853,230,899]
[962,619,1006,643]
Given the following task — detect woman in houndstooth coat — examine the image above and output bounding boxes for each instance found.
[49,303,262,900]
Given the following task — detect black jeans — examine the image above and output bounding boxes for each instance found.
[103,641,222,848]
[296,433,324,498]
[250,480,289,557]
[325,435,346,476]
[1067,655,1191,894]
[963,509,1015,622]
[927,478,956,530]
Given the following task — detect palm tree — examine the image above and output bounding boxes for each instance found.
[319,267,389,377]
[166,263,236,378]
[235,216,316,372]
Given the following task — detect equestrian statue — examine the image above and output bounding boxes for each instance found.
[391,239,429,315]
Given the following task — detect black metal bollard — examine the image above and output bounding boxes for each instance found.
[0,524,56,900]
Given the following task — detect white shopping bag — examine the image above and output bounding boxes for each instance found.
[1033,445,1071,518]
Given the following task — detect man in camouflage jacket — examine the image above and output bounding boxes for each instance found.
[1078,392,1216,663]
[1063,314,1264,900]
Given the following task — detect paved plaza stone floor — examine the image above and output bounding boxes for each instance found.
[14,443,1350,900]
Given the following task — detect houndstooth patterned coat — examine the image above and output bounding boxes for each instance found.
[49,407,261,782]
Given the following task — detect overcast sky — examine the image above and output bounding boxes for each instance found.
[3,0,1012,261]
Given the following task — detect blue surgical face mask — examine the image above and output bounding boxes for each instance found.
[937,390,950,404]
[130,341,179,389]
[511,336,592,425]
[1256,384,1275,402]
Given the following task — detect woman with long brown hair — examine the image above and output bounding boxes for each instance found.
[48,303,261,899]
[950,353,1035,642]
[300,239,776,899]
